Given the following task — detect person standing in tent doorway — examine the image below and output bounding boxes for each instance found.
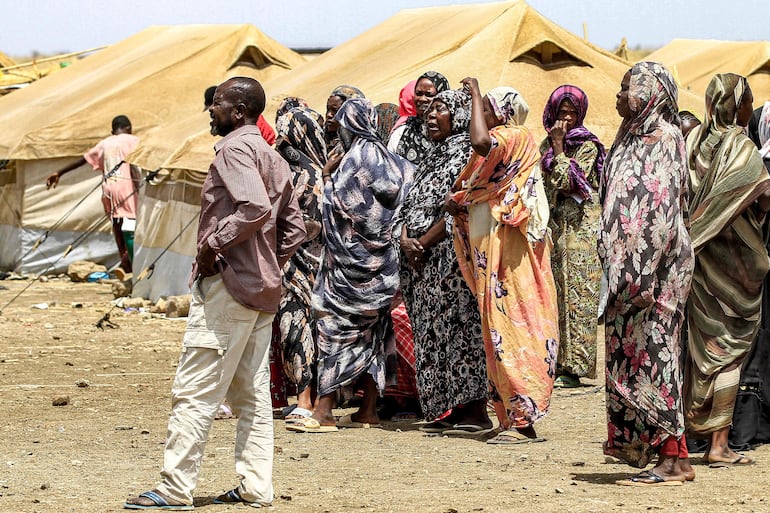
[124,77,305,509]
[45,115,139,275]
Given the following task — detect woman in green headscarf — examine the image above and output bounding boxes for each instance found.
[685,73,770,466]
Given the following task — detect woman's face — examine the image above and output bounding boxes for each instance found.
[482,97,503,130]
[325,95,344,134]
[737,87,754,127]
[426,100,452,141]
[414,78,438,118]
[616,70,632,120]
[556,99,578,131]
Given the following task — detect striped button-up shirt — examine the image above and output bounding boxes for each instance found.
[193,124,305,312]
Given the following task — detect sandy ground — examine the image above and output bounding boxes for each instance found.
[1,278,769,513]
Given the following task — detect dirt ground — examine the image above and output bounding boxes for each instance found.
[1,278,769,513]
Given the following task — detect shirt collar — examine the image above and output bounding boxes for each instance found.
[214,124,261,152]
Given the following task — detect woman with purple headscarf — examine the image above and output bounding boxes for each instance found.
[540,85,606,389]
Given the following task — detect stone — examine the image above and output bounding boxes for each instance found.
[67,261,107,282]
[52,396,70,406]
[166,295,192,318]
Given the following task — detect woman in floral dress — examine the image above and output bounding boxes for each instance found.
[449,78,558,444]
[599,62,694,485]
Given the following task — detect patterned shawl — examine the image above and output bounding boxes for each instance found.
[393,80,417,130]
[487,86,529,126]
[375,103,399,143]
[313,98,414,394]
[598,61,694,467]
[313,98,413,314]
[541,85,606,201]
[275,96,310,123]
[398,89,472,238]
[760,101,770,158]
[274,106,327,333]
[684,74,770,436]
[395,71,450,165]
[687,74,770,252]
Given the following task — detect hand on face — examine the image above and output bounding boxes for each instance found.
[549,119,569,143]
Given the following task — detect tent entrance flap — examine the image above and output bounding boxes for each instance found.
[231,45,291,71]
[513,41,591,70]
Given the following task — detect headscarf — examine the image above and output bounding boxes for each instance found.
[395,71,451,165]
[275,106,327,168]
[417,71,450,94]
[689,73,750,168]
[487,86,529,126]
[335,98,380,143]
[275,106,327,225]
[399,89,472,238]
[602,62,681,196]
[330,85,365,102]
[687,73,770,251]
[325,85,366,156]
[541,85,606,201]
[275,96,310,123]
[393,80,417,130]
[374,103,399,143]
[433,89,472,134]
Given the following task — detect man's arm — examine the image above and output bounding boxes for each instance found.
[275,184,306,269]
[206,146,272,253]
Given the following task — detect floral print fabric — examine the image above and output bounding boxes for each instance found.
[451,124,559,429]
[598,62,694,468]
[540,138,601,379]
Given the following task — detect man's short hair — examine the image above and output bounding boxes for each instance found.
[221,77,266,118]
[203,86,217,109]
[112,115,132,132]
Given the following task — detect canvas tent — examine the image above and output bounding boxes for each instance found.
[0,51,14,68]
[0,24,304,278]
[645,39,770,107]
[0,48,105,95]
[126,0,704,301]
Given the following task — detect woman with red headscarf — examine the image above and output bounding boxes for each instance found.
[540,85,606,389]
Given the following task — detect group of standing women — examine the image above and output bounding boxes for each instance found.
[266,62,770,483]
[269,70,603,447]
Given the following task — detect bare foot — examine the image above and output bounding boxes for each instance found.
[516,425,539,439]
[650,455,686,483]
[678,458,695,481]
[706,445,754,465]
[350,411,380,425]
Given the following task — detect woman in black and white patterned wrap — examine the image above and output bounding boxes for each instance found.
[289,98,414,432]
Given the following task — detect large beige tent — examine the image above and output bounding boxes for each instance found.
[125,0,703,301]
[0,24,305,278]
[646,39,770,108]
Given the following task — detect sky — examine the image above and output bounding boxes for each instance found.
[2,0,769,59]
